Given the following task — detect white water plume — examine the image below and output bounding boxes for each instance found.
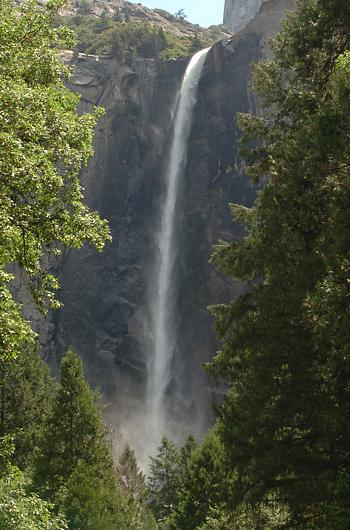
[144,47,210,458]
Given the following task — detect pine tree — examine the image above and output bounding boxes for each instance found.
[174,9,187,20]
[0,347,54,468]
[33,350,127,529]
[178,435,197,477]
[59,460,130,530]
[169,430,230,530]
[118,444,157,529]
[147,436,180,522]
[209,0,350,527]
[119,443,146,498]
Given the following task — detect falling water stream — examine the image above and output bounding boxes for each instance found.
[145,47,210,455]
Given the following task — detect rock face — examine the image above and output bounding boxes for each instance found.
[21,0,296,461]
[48,43,257,457]
[223,0,266,33]
[223,0,296,34]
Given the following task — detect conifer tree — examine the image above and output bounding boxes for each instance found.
[209,0,350,527]
[33,350,127,528]
[147,436,180,522]
[119,443,146,499]
[0,347,54,468]
[118,444,157,529]
[169,430,229,530]
[178,435,197,479]
[59,460,130,530]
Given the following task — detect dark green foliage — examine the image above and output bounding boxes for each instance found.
[157,30,208,61]
[0,2,155,527]
[178,434,197,481]
[0,347,54,468]
[169,430,231,530]
[119,443,146,496]
[208,0,350,527]
[33,350,108,498]
[0,348,155,529]
[196,497,290,530]
[189,35,203,54]
[118,444,157,529]
[147,436,180,522]
[33,350,126,528]
[141,435,200,527]
[58,461,130,530]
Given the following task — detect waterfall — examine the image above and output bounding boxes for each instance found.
[145,47,210,456]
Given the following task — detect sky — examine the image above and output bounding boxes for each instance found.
[129,0,225,28]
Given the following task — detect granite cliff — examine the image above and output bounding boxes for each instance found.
[19,0,296,458]
[224,0,267,33]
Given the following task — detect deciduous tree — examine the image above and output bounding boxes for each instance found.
[0,0,110,361]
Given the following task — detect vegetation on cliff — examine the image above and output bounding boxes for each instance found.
[52,0,230,60]
[55,13,211,60]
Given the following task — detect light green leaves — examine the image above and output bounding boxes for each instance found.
[0,0,111,359]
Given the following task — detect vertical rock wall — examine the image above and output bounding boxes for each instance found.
[47,41,258,456]
[223,0,267,33]
[31,0,297,459]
